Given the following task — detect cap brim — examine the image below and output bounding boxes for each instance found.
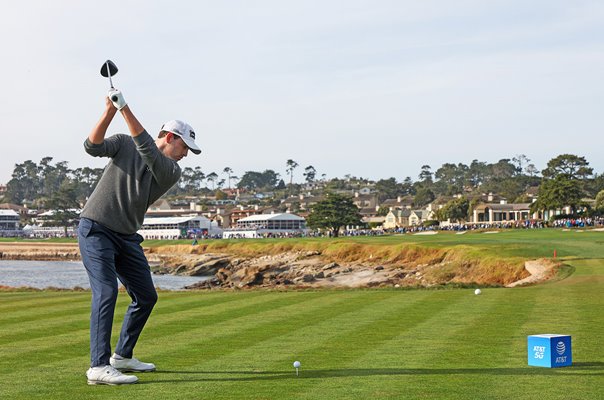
[182,137,201,155]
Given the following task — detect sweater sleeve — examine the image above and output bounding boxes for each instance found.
[84,134,125,158]
[132,130,181,187]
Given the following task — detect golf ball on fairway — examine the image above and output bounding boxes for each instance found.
[474,289,482,295]
[293,361,301,368]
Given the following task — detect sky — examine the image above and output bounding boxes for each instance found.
[1,0,603,185]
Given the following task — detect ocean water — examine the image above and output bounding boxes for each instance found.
[0,260,208,290]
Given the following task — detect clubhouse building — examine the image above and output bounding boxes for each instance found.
[223,213,307,238]
[138,215,221,239]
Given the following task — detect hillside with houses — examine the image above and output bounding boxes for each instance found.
[2,153,604,238]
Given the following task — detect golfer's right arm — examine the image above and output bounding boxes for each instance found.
[84,97,123,158]
[88,97,117,144]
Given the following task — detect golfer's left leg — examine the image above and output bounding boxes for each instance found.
[114,233,158,359]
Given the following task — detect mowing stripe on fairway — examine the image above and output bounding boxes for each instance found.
[0,292,90,315]
[145,291,455,397]
[0,291,314,368]
[288,290,482,399]
[0,291,285,349]
[0,291,335,372]
[152,290,271,316]
[0,298,90,326]
[141,291,366,367]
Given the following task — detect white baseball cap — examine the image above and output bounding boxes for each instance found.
[161,120,201,155]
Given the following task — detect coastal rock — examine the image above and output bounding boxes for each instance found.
[322,262,339,271]
[1,243,533,290]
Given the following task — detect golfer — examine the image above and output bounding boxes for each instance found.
[78,88,201,385]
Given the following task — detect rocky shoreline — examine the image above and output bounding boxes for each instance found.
[149,251,419,290]
[147,248,544,290]
[0,242,551,290]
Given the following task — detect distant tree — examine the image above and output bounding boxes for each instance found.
[418,165,433,184]
[512,154,531,174]
[434,163,468,195]
[40,158,69,198]
[376,206,390,216]
[586,173,604,198]
[531,175,584,215]
[261,170,280,189]
[237,170,280,191]
[532,154,593,215]
[238,171,263,190]
[413,187,435,207]
[401,177,415,195]
[193,167,205,191]
[223,167,233,189]
[206,172,218,190]
[286,159,299,188]
[466,159,488,188]
[303,165,316,184]
[513,194,533,203]
[595,190,604,212]
[45,180,80,236]
[180,167,197,193]
[496,179,525,203]
[306,193,362,237]
[6,160,40,203]
[6,158,80,204]
[436,197,470,223]
[375,178,399,202]
[542,154,593,180]
[325,178,346,190]
[276,179,286,190]
[489,159,519,180]
[525,164,539,177]
[71,167,103,200]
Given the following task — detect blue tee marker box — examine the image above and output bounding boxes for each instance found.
[527,334,572,368]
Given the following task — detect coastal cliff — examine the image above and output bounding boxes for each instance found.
[0,241,547,289]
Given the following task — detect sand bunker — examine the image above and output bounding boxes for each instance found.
[506,259,555,287]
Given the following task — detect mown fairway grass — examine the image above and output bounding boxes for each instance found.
[1,229,603,399]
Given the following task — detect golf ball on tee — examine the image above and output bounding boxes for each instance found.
[293,361,301,368]
[474,289,482,295]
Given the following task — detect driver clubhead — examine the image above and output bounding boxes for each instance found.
[100,60,118,77]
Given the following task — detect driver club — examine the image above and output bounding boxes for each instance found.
[100,60,119,101]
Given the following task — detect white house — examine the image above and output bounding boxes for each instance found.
[383,209,412,229]
[409,210,434,226]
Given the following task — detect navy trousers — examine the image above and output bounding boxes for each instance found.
[78,218,158,367]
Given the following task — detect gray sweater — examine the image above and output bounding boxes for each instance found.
[80,131,181,234]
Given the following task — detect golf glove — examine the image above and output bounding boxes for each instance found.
[108,89,127,110]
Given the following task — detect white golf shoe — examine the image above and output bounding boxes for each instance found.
[86,365,138,385]
[110,353,156,372]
